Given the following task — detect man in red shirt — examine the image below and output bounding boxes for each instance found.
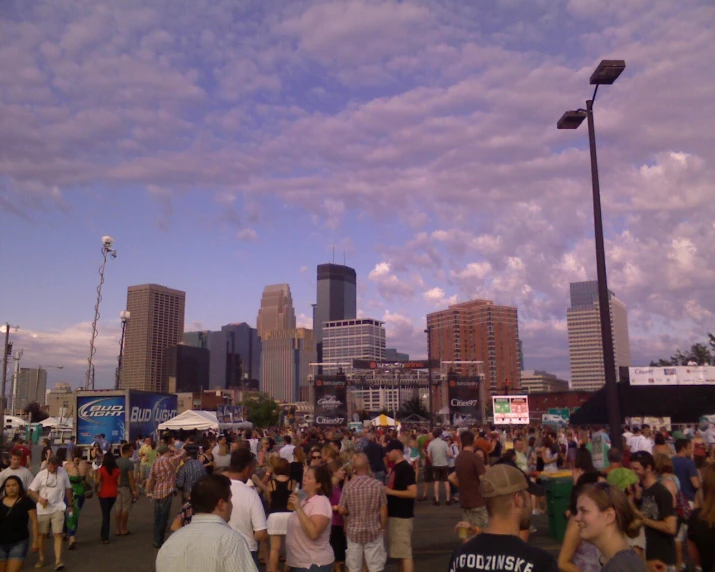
[11,437,32,468]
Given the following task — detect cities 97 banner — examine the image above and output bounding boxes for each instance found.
[313,375,347,426]
[447,375,481,425]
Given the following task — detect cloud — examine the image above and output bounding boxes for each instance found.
[423,287,458,308]
[237,228,258,242]
[368,262,414,300]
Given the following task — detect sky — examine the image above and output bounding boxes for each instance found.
[2,0,714,392]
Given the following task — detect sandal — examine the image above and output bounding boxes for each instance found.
[54,563,65,571]
[34,563,45,569]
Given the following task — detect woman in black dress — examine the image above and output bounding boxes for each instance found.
[0,476,39,571]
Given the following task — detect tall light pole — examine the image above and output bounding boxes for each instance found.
[11,349,23,416]
[1,324,19,443]
[557,59,626,447]
[86,236,117,390]
[115,310,130,390]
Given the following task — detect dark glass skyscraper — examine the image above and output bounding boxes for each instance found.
[314,264,357,360]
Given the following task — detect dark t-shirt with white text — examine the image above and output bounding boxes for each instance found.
[448,533,558,572]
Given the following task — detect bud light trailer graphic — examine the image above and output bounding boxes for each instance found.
[313,375,347,426]
[128,392,178,441]
[447,374,481,426]
[76,395,127,445]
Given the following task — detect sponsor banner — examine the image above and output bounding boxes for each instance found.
[129,392,178,441]
[216,405,242,424]
[447,376,480,426]
[625,417,672,431]
[352,359,440,370]
[76,395,126,445]
[629,366,715,386]
[492,395,530,425]
[314,375,347,426]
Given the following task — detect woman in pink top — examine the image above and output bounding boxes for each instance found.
[286,465,334,572]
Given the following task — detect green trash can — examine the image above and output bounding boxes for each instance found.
[542,475,573,542]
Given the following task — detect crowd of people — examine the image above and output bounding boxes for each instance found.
[0,420,713,571]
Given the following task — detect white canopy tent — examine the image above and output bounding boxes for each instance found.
[4,415,28,428]
[41,417,74,428]
[158,410,219,432]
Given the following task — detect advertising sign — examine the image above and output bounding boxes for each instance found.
[629,366,715,386]
[352,359,440,370]
[313,375,347,426]
[76,395,126,445]
[492,395,530,425]
[128,392,177,441]
[447,376,480,425]
[216,405,242,424]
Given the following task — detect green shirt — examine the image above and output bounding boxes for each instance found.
[116,456,134,488]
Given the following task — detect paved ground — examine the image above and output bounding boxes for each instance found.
[21,492,560,571]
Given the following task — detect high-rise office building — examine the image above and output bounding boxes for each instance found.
[314,264,357,361]
[427,299,521,401]
[121,284,186,392]
[183,331,209,349]
[15,367,48,411]
[385,348,410,361]
[257,284,296,338]
[164,345,210,393]
[520,370,570,393]
[261,328,316,403]
[567,281,631,392]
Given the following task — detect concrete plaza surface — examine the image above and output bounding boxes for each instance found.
[23,494,560,571]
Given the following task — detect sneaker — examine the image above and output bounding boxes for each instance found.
[529,526,537,533]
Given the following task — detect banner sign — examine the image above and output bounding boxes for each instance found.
[492,395,530,425]
[625,417,672,431]
[216,404,243,424]
[447,376,480,425]
[352,359,440,370]
[313,375,347,426]
[129,392,177,441]
[629,366,715,386]
[76,395,126,445]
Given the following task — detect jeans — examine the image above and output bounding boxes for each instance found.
[153,495,174,547]
[291,565,333,572]
[99,496,116,540]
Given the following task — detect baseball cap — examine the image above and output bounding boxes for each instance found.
[157,443,170,455]
[480,464,534,498]
[385,440,404,453]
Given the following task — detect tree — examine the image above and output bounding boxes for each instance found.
[242,393,280,428]
[650,337,714,366]
[397,397,430,421]
[24,402,49,423]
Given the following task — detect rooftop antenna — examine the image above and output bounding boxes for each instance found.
[332,243,335,263]
[343,250,346,265]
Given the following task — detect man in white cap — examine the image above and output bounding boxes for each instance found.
[448,464,557,572]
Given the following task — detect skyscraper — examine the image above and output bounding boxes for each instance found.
[121,284,186,392]
[567,281,631,391]
[257,284,296,338]
[15,367,48,411]
[261,328,316,403]
[314,264,357,353]
[164,344,210,393]
[427,299,521,401]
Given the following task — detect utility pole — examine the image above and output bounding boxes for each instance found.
[425,326,434,425]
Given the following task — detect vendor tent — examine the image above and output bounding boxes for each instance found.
[158,410,218,431]
[41,417,73,428]
[4,415,28,428]
[371,414,396,427]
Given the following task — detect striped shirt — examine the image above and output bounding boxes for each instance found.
[148,450,185,500]
[156,514,257,572]
[338,474,387,544]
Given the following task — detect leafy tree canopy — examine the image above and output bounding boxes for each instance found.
[650,334,714,366]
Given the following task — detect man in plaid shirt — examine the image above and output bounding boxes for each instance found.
[339,452,388,572]
[176,448,206,502]
[147,443,186,548]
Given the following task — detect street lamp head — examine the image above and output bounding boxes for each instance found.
[120,310,131,323]
[590,59,626,85]
[557,110,587,130]
[102,236,115,249]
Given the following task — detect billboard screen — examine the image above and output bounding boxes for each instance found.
[216,405,242,423]
[629,366,715,386]
[128,392,177,441]
[492,395,530,425]
[447,376,480,425]
[313,375,347,426]
[76,395,126,445]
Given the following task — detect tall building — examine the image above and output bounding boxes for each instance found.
[520,370,570,393]
[210,324,261,389]
[261,328,316,403]
[427,299,521,400]
[385,348,410,361]
[164,344,210,393]
[183,331,209,349]
[257,284,296,338]
[314,264,357,360]
[567,281,631,392]
[121,284,186,393]
[15,367,48,411]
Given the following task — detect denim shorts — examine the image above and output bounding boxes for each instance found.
[0,539,29,561]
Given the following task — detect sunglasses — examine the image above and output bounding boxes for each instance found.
[312,455,322,460]
[592,481,616,506]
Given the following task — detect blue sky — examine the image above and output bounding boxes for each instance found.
[2,0,714,390]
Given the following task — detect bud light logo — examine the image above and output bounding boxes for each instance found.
[129,396,177,424]
[128,394,178,441]
[78,398,126,423]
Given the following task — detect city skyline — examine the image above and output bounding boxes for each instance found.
[3,1,714,391]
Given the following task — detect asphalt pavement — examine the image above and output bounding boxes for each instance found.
[21,491,560,571]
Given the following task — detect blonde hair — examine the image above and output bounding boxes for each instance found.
[699,464,715,525]
[578,483,642,539]
[654,453,674,475]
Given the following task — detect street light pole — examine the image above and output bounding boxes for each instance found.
[115,310,130,390]
[557,60,626,447]
[86,236,117,390]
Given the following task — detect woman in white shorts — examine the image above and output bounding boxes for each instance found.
[262,458,297,572]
